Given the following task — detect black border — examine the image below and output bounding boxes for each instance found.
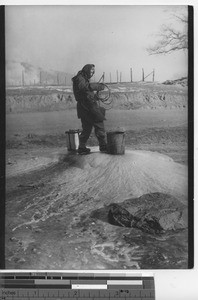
[0,5,5,269]
[188,5,194,269]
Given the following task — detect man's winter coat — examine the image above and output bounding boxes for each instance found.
[72,64,106,122]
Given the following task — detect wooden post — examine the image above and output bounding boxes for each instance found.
[142,68,144,81]
[116,70,119,83]
[130,68,133,82]
[153,69,155,82]
[120,72,122,83]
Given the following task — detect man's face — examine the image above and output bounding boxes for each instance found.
[89,67,95,78]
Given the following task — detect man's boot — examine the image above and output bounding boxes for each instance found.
[78,146,91,155]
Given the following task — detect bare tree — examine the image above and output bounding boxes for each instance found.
[147,13,188,55]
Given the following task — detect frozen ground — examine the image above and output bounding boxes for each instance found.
[6,148,188,270]
[5,83,189,270]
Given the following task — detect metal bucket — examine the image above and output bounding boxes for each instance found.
[65,129,81,151]
[107,130,125,155]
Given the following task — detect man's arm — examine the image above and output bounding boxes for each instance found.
[76,75,104,92]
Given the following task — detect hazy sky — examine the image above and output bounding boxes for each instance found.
[5,5,188,82]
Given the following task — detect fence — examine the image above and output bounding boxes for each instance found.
[8,68,156,87]
[17,71,71,87]
[99,68,155,84]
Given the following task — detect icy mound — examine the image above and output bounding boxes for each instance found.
[57,147,188,206]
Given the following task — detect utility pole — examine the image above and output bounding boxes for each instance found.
[130,68,133,82]
[142,68,144,82]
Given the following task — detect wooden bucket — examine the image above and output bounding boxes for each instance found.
[65,129,81,151]
[107,130,125,155]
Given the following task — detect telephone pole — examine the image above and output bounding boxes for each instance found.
[142,68,144,82]
[130,68,133,82]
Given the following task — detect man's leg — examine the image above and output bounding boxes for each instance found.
[79,117,93,150]
[93,121,107,151]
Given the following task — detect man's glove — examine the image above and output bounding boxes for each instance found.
[98,83,105,91]
[89,82,105,92]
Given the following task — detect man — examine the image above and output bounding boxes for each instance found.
[72,64,107,154]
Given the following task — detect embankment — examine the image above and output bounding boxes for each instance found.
[6,83,188,113]
[6,93,74,114]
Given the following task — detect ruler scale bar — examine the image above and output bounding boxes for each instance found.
[0,273,155,299]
